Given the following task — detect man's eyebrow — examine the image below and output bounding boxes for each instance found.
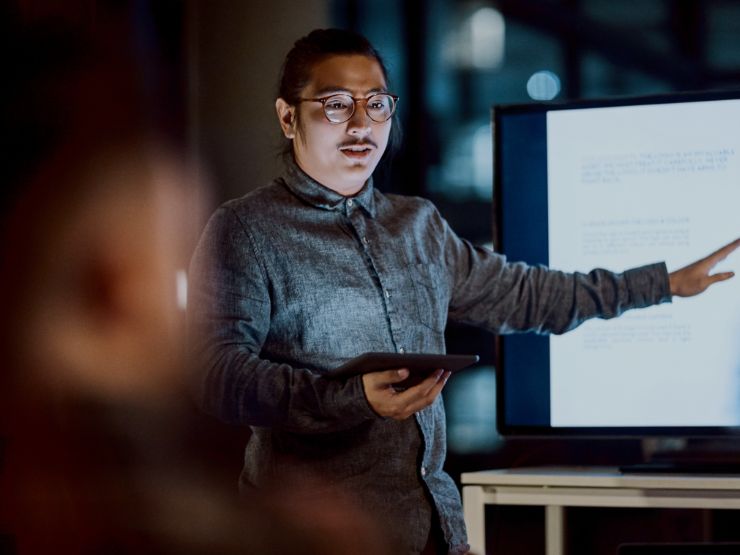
[312,86,389,97]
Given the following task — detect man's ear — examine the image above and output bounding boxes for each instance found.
[276,98,296,139]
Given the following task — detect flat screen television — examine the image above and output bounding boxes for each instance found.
[493,90,740,442]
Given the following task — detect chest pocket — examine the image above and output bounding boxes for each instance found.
[409,262,449,332]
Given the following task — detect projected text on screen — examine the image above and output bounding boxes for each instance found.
[546,100,740,427]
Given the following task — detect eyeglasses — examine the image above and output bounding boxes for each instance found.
[298,93,399,124]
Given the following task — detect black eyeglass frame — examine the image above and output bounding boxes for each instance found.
[298,93,400,124]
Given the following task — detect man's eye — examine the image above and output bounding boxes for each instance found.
[326,98,351,110]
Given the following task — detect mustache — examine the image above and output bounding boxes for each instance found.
[337,139,378,149]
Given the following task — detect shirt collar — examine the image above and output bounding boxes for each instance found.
[280,156,377,218]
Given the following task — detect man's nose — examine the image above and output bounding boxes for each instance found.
[347,101,372,136]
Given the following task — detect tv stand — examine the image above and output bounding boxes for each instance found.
[461,466,740,555]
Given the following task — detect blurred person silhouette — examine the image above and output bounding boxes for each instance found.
[0,9,392,555]
[0,10,208,555]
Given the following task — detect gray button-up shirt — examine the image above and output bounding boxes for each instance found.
[188,160,671,554]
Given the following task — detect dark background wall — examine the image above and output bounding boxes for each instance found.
[191,0,329,200]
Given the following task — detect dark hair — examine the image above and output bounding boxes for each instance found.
[277,28,401,159]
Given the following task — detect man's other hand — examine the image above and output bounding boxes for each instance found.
[362,368,451,420]
[669,238,740,297]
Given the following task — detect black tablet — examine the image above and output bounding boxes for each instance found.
[330,352,479,390]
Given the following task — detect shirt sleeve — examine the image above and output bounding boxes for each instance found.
[434,210,673,334]
[187,205,378,433]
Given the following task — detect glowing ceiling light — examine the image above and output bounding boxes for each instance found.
[470,7,506,70]
[526,70,561,100]
[444,5,506,70]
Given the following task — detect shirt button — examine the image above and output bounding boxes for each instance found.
[347,199,354,207]
[421,466,427,477]
[362,236,369,245]
[384,289,390,299]
[399,347,405,354]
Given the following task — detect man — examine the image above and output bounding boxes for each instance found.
[188,29,738,555]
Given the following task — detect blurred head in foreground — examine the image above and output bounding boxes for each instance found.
[0,13,393,555]
[0,13,208,555]
[0,21,202,411]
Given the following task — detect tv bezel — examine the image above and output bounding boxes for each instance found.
[493,88,740,438]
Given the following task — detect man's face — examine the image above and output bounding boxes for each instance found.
[282,55,392,195]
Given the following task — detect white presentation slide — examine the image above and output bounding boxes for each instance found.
[547,99,740,427]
